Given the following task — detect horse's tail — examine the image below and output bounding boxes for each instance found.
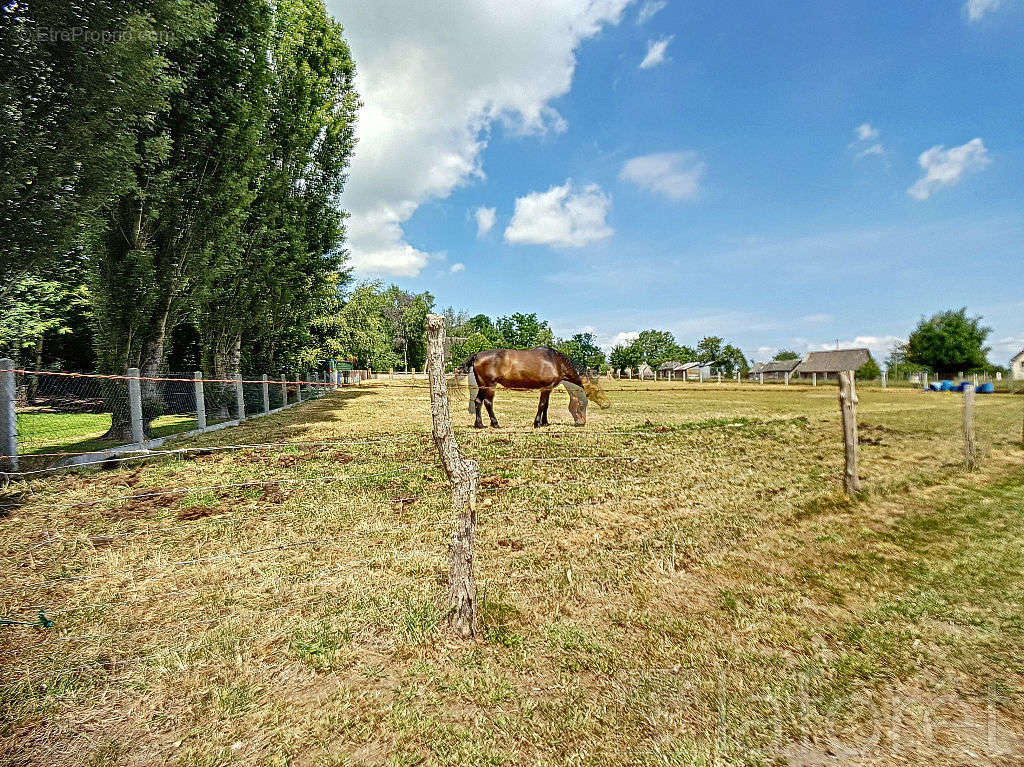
[463,354,479,413]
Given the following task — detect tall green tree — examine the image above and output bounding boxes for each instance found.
[495,313,553,349]
[195,0,358,378]
[556,333,606,372]
[0,0,180,287]
[905,308,991,378]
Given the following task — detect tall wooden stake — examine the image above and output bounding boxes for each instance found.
[963,383,976,470]
[425,314,480,638]
[838,370,860,494]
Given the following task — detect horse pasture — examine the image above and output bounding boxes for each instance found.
[2,381,1023,765]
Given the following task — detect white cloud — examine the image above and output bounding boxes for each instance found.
[619,151,704,200]
[849,122,886,159]
[966,0,1002,21]
[331,0,632,276]
[473,206,496,238]
[450,262,465,273]
[908,138,990,200]
[855,123,879,142]
[609,330,640,349]
[639,36,673,69]
[504,180,613,247]
[636,0,666,24]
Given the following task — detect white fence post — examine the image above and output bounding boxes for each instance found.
[262,374,270,414]
[127,367,145,444]
[296,374,302,403]
[881,370,887,389]
[235,374,245,421]
[1,358,17,472]
[194,371,206,431]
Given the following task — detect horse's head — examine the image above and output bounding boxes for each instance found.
[568,391,587,426]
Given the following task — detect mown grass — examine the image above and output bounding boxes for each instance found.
[1,380,1022,765]
[16,412,197,456]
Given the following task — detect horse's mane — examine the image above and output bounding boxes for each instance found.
[537,346,587,377]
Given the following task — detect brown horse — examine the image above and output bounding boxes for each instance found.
[462,348,603,428]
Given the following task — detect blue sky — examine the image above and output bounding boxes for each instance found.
[330,0,1024,364]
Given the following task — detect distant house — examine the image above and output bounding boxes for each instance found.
[1012,349,1024,381]
[758,359,800,381]
[659,361,685,378]
[794,348,870,381]
[637,362,655,380]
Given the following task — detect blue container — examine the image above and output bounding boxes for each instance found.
[978,382,995,394]
[956,381,971,392]
[940,380,955,391]
[928,382,942,392]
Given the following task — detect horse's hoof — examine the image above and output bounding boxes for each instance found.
[490,422,500,429]
[474,422,485,429]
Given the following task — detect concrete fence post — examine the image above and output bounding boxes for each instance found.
[838,370,860,495]
[1,358,18,472]
[194,371,206,431]
[425,314,480,639]
[296,374,302,403]
[785,371,790,386]
[235,374,245,421]
[280,374,287,406]
[262,374,270,414]
[881,371,887,389]
[127,367,145,444]
[760,372,764,385]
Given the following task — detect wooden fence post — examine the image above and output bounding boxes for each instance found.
[194,371,206,431]
[425,314,480,638]
[838,370,860,494]
[1,358,17,472]
[127,367,145,444]
[963,383,976,470]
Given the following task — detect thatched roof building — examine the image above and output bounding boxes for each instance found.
[794,349,870,375]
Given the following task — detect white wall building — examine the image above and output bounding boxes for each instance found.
[1012,349,1024,381]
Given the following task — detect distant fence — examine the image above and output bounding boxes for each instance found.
[0,360,372,473]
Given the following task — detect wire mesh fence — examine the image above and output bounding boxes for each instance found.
[1,366,343,472]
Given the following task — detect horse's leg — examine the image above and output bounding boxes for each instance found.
[473,388,486,428]
[482,388,499,428]
[536,389,551,427]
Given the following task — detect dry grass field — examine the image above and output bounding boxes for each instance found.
[2,380,1023,766]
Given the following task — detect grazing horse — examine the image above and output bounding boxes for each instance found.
[462,348,604,428]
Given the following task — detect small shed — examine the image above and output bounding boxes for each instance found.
[637,362,655,380]
[1012,349,1024,381]
[760,359,800,380]
[659,361,685,379]
[794,348,870,382]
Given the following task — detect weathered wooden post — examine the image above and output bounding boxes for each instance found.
[234,373,246,421]
[425,314,480,638]
[194,371,206,431]
[261,374,270,414]
[717,371,722,384]
[295,374,302,403]
[963,383,976,470]
[127,367,145,444]
[1,358,17,472]
[280,374,288,405]
[838,370,860,494]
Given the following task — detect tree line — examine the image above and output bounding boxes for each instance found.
[1,0,358,382]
